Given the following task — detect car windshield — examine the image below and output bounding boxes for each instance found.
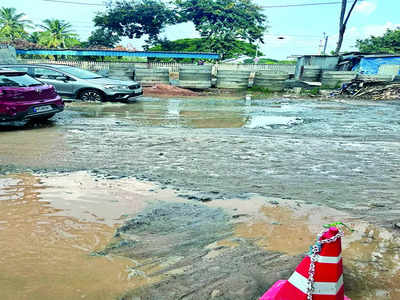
[56,66,102,79]
[0,74,43,87]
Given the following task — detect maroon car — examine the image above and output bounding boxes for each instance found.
[0,68,64,122]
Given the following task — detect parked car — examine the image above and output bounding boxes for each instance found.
[2,64,143,102]
[0,68,64,122]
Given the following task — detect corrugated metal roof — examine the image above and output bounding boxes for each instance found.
[15,49,220,60]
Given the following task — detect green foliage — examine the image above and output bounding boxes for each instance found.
[248,86,271,94]
[356,28,400,53]
[38,19,79,48]
[175,0,268,57]
[86,28,121,48]
[0,7,32,41]
[150,38,259,60]
[94,0,177,44]
[28,32,41,44]
[302,87,320,96]
[243,58,296,64]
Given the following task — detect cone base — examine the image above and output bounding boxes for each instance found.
[259,280,287,300]
[259,280,352,300]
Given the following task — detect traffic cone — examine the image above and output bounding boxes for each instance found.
[260,227,351,300]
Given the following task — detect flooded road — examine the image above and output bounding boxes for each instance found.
[2,97,400,224]
[1,96,400,299]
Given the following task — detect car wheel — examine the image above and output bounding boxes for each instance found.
[78,89,104,102]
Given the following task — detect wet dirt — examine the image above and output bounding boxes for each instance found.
[1,96,400,299]
[210,197,400,300]
[0,171,399,299]
[0,172,180,300]
[2,98,400,226]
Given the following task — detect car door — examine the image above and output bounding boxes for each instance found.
[32,67,73,96]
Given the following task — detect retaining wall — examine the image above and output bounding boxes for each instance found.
[254,71,290,91]
[301,66,322,82]
[321,71,357,88]
[134,68,170,86]
[216,70,251,89]
[178,65,212,89]
[0,46,17,64]
[108,64,134,81]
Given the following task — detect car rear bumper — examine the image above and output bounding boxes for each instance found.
[0,104,64,122]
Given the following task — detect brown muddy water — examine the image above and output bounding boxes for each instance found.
[0,97,400,299]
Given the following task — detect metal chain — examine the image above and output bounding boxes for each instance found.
[306,228,344,300]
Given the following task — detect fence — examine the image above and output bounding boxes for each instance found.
[18,59,296,74]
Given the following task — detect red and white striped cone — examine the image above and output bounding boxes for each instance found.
[260,227,351,300]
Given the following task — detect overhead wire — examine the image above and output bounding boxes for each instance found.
[40,0,364,9]
[37,0,353,40]
[260,0,363,9]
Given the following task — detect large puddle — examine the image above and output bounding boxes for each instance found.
[0,172,398,299]
[66,97,400,136]
[0,172,179,300]
[1,97,400,299]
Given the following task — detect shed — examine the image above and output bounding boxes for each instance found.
[353,55,400,75]
[294,55,340,79]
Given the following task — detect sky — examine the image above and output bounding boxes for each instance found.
[1,0,399,59]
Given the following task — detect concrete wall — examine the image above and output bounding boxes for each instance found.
[295,56,340,80]
[0,46,17,64]
[16,59,297,90]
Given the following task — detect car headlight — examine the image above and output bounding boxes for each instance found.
[104,85,130,90]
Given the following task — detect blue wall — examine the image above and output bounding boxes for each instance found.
[16,49,220,60]
[354,57,400,75]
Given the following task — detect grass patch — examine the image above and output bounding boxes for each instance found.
[301,87,321,96]
[248,86,273,94]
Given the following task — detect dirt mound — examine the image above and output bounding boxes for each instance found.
[99,201,301,300]
[143,84,198,97]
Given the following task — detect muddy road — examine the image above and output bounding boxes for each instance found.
[1,97,400,299]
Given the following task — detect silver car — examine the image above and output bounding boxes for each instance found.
[2,64,143,102]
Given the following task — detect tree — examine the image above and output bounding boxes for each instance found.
[28,31,41,44]
[0,7,32,41]
[151,37,262,60]
[335,0,359,54]
[38,19,79,48]
[356,28,400,54]
[175,0,267,57]
[86,28,121,48]
[94,0,178,45]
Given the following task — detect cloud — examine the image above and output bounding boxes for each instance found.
[354,1,377,16]
[363,22,400,37]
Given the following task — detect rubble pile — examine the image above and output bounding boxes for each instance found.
[143,83,199,97]
[332,79,400,100]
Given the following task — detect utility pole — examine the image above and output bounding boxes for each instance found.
[335,0,359,54]
[323,35,329,55]
[319,32,329,55]
[322,32,329,55]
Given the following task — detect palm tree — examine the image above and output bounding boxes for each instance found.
[0,7,33,41]
[28,31,41,44]
[38,19,77,48]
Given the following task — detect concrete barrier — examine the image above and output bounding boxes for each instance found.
[0,46,17,64]
[321,71,357,88]
[357,74,395,82]
[134,68,169,86]
[108,64,134,81]
[301,66,321,82]
[254,71,290,91]
[216,70,251,89]
[178,65,212,89]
